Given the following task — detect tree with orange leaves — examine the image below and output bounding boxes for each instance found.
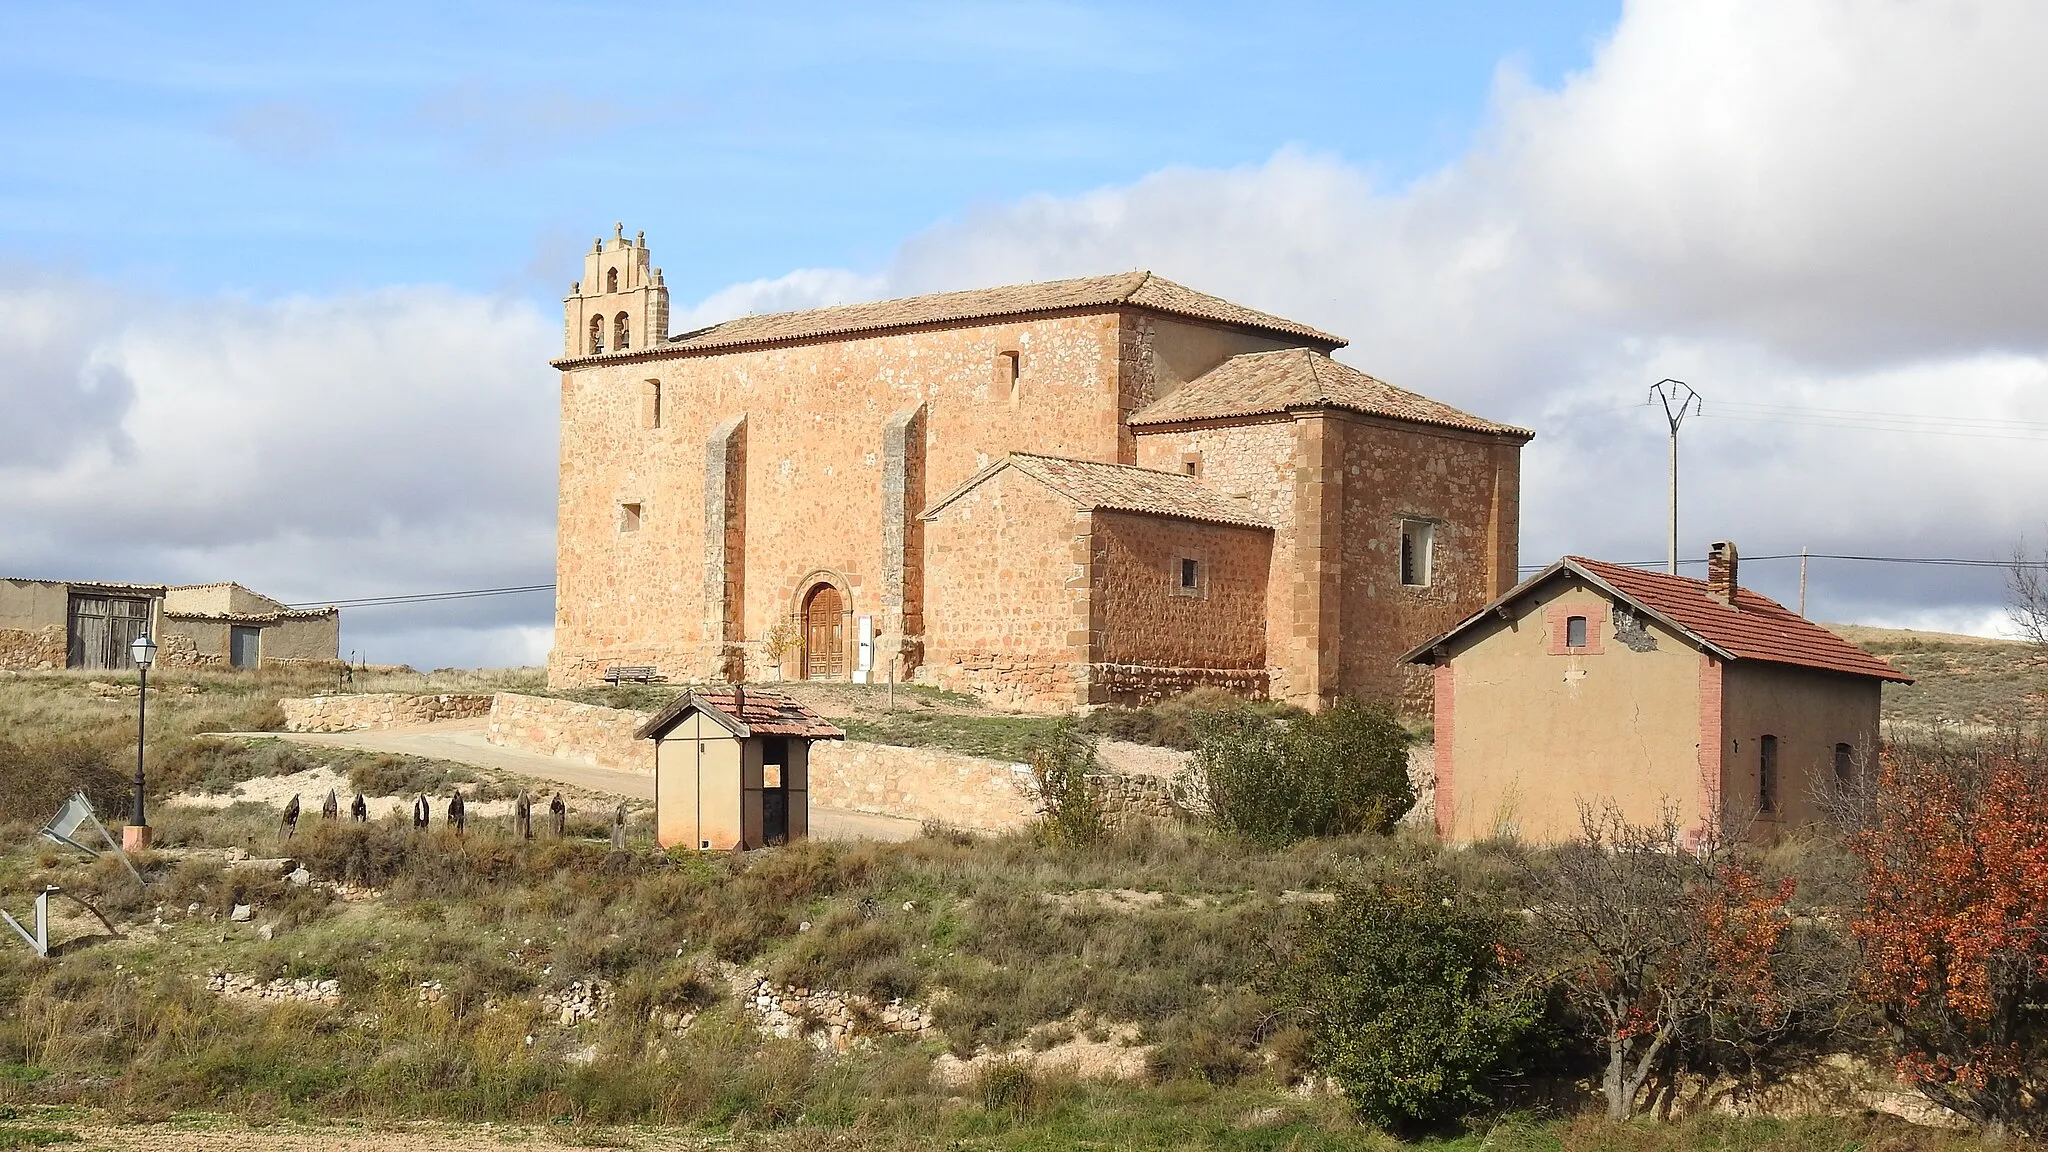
[1847,735,2048,1139]
[1527,804,1799,1121]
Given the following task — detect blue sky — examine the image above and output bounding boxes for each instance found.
[4,1,2046,669]
[2,2,1615,301]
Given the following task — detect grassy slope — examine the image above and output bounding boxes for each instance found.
[1834,625,2048,729]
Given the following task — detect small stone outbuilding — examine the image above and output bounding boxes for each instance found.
[1406,543,1911,845]
[0,578,339,671]
[638,688,844,851]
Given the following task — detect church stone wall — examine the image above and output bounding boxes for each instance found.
[921,470,1089,710]
[551,312,1128,688]
[1088,510,1270,704]
[1335,415,1521,714]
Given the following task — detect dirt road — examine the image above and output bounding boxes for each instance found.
[212,719,923,843]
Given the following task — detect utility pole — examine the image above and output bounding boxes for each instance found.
[1649,379,1702,575]
[1799,547,1809,616]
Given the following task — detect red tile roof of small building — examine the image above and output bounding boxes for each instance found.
[636,688,846,741]
[920,452,1274,530]
[1405,555,1911,684]
[1565,557,1911,682]
[1128,348,1534,440]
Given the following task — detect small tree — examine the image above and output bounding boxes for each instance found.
[1848,735,2048,1140]
[2009,536,2048,648]
[1031,719,1104,847]
[1525,805,1795,1121]
[1277,863,1542,1131]
[1192,698,1414,846]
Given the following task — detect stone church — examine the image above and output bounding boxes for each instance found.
[549,225,1531,713]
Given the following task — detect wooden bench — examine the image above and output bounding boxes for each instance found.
[603,665,666,685]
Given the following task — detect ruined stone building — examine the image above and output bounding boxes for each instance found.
[0,578,339,671]
[550,225,1532,712]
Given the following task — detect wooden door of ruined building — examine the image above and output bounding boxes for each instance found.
[802,585,844,679]
[67,594,150,670]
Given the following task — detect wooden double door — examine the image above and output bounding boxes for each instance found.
[802,584,844,680]
[68,594,151,670]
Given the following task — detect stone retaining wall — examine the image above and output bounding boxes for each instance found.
[485,692,654,774]
[1090,771,1183,827]
[281,693,495,732]
[808,739,1038,830]
[0,626,65,671]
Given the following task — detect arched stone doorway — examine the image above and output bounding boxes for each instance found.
[801,582,846,680]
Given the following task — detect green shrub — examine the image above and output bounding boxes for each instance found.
[1031,719,1104,847]
[1191,697,1414,845]
[1276,863,1541,1131]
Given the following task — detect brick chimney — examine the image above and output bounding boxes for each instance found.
[1707,540,1739,606]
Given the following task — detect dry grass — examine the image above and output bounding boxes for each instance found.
[1834,625,2048,730]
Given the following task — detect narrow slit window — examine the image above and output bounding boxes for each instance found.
[1833,742,1855,788]
[1565,615,1589,648]
[1400,520,1434,587]
[619,502,642,534]
[1180,558,1200,592]
[997,350,1020,402]
[642,379,663,429]
[1759,734,1779,814]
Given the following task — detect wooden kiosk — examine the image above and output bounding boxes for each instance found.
[636,688,844,851]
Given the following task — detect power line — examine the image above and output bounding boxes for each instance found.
[288,583,555,610]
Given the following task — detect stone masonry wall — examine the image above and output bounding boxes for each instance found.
[1133,417,1299,699]
[1090,510,1270,675]
[922,470,1088,710]
[0,626,66,670]
[807,739,1038,830]
[485,692,655,774]
[551,310,1130,689]
[1337,416,1519,715]
[281,693,495,732]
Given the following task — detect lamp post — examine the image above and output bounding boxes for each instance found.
[125,634,156,852]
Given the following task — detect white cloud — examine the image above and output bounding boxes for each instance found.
[0,280,560,668]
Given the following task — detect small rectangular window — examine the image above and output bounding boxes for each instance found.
[620,502,642,534]
[1565,615,1588,648]
[642,379,662,429]
[1180,558,1199,591]
[1834,742,1855,787]
[1400,520,1434,587]
[1181,452,1202,478]
[1759,734,1779,814]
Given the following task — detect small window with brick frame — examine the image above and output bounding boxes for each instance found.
[1566,615,1589,648]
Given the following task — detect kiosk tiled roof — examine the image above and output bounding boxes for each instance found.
[636,688,846,741]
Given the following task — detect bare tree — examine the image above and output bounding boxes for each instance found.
[2009,536,2048,646]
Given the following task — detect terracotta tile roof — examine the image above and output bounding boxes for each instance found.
[1405,556,1912,684]
[1566,558,1909,682]
[553,272,1344,363]
[1129,348,1533,439]
[637,688,845,741]
[921,452,1274,530]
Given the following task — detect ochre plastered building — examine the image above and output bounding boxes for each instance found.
[1407,543,1910,844]
[549,225,1532,712]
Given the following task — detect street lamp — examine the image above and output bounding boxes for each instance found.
[126,634,156,852]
